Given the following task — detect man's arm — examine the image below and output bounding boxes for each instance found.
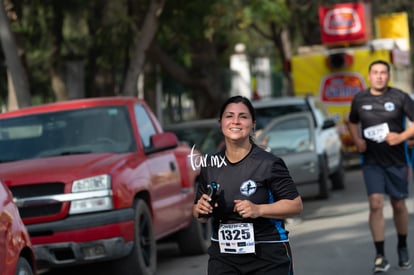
[386,122,414,146]
[348,121,366,152]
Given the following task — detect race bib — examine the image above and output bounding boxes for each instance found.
[218,223,255,254]
[363,123,389,143]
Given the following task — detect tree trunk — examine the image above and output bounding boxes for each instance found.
[122,0,165,96]
[270,22,294,96]
[64,60,85,99]
[49,1,67,101]
[85,0,108,98]
[0,1,31,109]
[190,40,226,118]
[6,70,18,110]
[51,69,67,101]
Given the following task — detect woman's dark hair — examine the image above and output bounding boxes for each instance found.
[218,95,256,122]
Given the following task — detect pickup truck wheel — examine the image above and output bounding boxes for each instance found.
[116,199,156,275]
[317,155,329,199]
[177,217,211,255]
[329,158,345,190]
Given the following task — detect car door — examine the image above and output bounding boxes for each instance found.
[256,112,319,185]
[134,104,183,235]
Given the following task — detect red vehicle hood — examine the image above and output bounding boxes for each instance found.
[0,153,130,187]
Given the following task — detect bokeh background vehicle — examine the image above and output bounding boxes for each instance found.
[253,96,345,199]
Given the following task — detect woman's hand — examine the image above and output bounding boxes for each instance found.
[234,197,303,220]
[193,194,214,219]
[233,199,260,218]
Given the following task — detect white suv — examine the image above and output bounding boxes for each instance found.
[253,96,345,199]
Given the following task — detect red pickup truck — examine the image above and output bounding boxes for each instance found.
[0,97,208,274]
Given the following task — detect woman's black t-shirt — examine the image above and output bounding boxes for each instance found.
[195,144,299,243]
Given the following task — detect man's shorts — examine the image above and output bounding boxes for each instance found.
[362,164,409,200]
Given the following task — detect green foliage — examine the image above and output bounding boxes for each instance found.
[247,0,290,24]
[3,0,414,103]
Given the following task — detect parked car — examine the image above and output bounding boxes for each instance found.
[0,179,36,275]
[253,96,345,198]
[165,118,224,155]
[0,97,207,275]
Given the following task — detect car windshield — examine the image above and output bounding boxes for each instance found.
[263,117,312,155]
[254,103,309,129]
[0,106,136,162]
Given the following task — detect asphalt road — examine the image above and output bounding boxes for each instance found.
[41,167,414,275]
[289,167,414,275]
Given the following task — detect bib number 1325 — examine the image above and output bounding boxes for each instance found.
[218,223,255,254]
[220,227,251,240]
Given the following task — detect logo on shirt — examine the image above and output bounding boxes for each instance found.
[362,105,372,110]
[240,180,257,197]
[384,102,395,112]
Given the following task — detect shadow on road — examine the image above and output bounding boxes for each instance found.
[295,166,368,221]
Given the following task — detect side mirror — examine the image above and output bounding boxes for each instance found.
[322,119,336,130]
[145,132,178,154]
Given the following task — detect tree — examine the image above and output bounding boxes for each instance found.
[3,0,413,115]
[0,0,30,110]
[122,0,165,96]
[48,0,68,101]
[218,0,295,95]
[151,0,232,119]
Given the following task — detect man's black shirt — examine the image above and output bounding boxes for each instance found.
[349,87,414,166]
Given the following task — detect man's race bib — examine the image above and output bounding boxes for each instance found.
[218,223,255,254]
[363,123,389,143]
